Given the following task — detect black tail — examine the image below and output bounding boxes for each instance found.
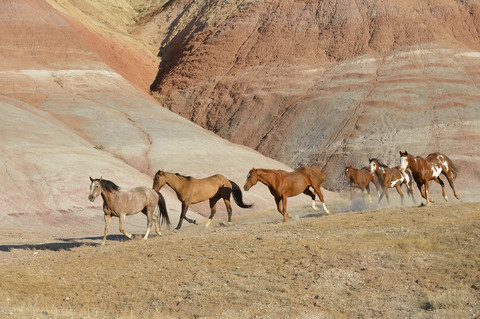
[156,190,170,228]
[229,180,253,208]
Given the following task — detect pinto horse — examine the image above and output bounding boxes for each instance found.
[153,170,252,230]
[344,166,381,204]
[88,177,170,245]
[243,166,330,222]
[369,158,416,205]
[399,151,459,206]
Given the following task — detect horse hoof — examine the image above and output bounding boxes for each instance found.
[194,220,198,225]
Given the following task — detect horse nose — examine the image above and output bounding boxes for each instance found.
[88,195,95,202]
[243,185,249,191]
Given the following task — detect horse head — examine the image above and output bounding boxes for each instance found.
[369,158,378,176]
[399,151,410,173]
[243,168,258,191]
[153,170,167,190]
[88,176,103,202]
[344,166,353,180]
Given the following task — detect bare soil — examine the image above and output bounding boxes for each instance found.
[0,198,479,319]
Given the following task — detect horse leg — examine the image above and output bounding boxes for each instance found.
[443,171,460,200]
[425,181,433,206]
[224,198,233,223]
[143,207,156,239]
[395,185,404,205]
[408,181,417,204]
[378,187,386,204]
[360,187,366,204]
[303,187,318,211]
[206,196,221,228]
[152,206,162,236]
[349,184,354,206]
[181,203,197,225]
[175,203,189,231]
[312,185,330,215]
[102,214,111,246]
[119,214,132,239]
[365,185,372,204]
[281,195,288,222]
[434,176,448,201]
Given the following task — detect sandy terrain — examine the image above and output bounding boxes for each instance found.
[0,194,478,319]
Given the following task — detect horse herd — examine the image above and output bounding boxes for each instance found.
[88,151,459,245]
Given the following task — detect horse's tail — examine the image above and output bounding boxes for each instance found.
[155,190,171,227]
[445,155,460,179]
[229,180,253,208]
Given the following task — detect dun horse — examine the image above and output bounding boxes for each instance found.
[344,166,381,204]
[88,177,170,245]
[399,151,459,206]
[152,170,252,230]
[243,166,330,222]
[369,158,416,205]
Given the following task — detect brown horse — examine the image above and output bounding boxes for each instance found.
[344,166,381,204]
[243,166,330,222]
[88,177,170,245]
[369,158,416,205]
[399,151,459,206]
[152,170,252,231]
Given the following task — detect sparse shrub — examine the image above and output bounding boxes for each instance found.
[424,289,472,310]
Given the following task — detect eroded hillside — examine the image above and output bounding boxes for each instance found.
[143,0,480,189]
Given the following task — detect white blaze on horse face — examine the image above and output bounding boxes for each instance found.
[400,156,408,173]
[89,181,100,202]
[369,162,376,175]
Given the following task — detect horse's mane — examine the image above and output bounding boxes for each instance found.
[375,159,389,168]
[175,172,192,180]
[101,179,120,192]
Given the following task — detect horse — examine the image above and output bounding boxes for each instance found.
[152,170,252,230]
[369,158,416,205]
[399,151,460,206]
[243,166,330,222]
[344,166,381,204]
[88,177,170,245]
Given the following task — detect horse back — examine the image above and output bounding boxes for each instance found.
[294,166,325,186]
[112,186,158,215]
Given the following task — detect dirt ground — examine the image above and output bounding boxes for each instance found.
[0,195,479,319]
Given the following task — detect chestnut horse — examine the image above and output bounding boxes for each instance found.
[369,159,416,205]
[344,166,381,204]
[399,151,459,206]
[243,166,330,222]
[153,170,252,230]
[88,177,170,245]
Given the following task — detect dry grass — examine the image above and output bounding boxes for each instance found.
[0,201,479,318]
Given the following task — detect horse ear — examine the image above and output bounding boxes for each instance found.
[90,176,93,182]
[99,176,103,182]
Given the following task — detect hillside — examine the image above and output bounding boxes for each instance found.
[0,0,319,231]
[144,0,480,190]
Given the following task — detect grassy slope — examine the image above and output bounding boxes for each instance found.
[0,201,478,318]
